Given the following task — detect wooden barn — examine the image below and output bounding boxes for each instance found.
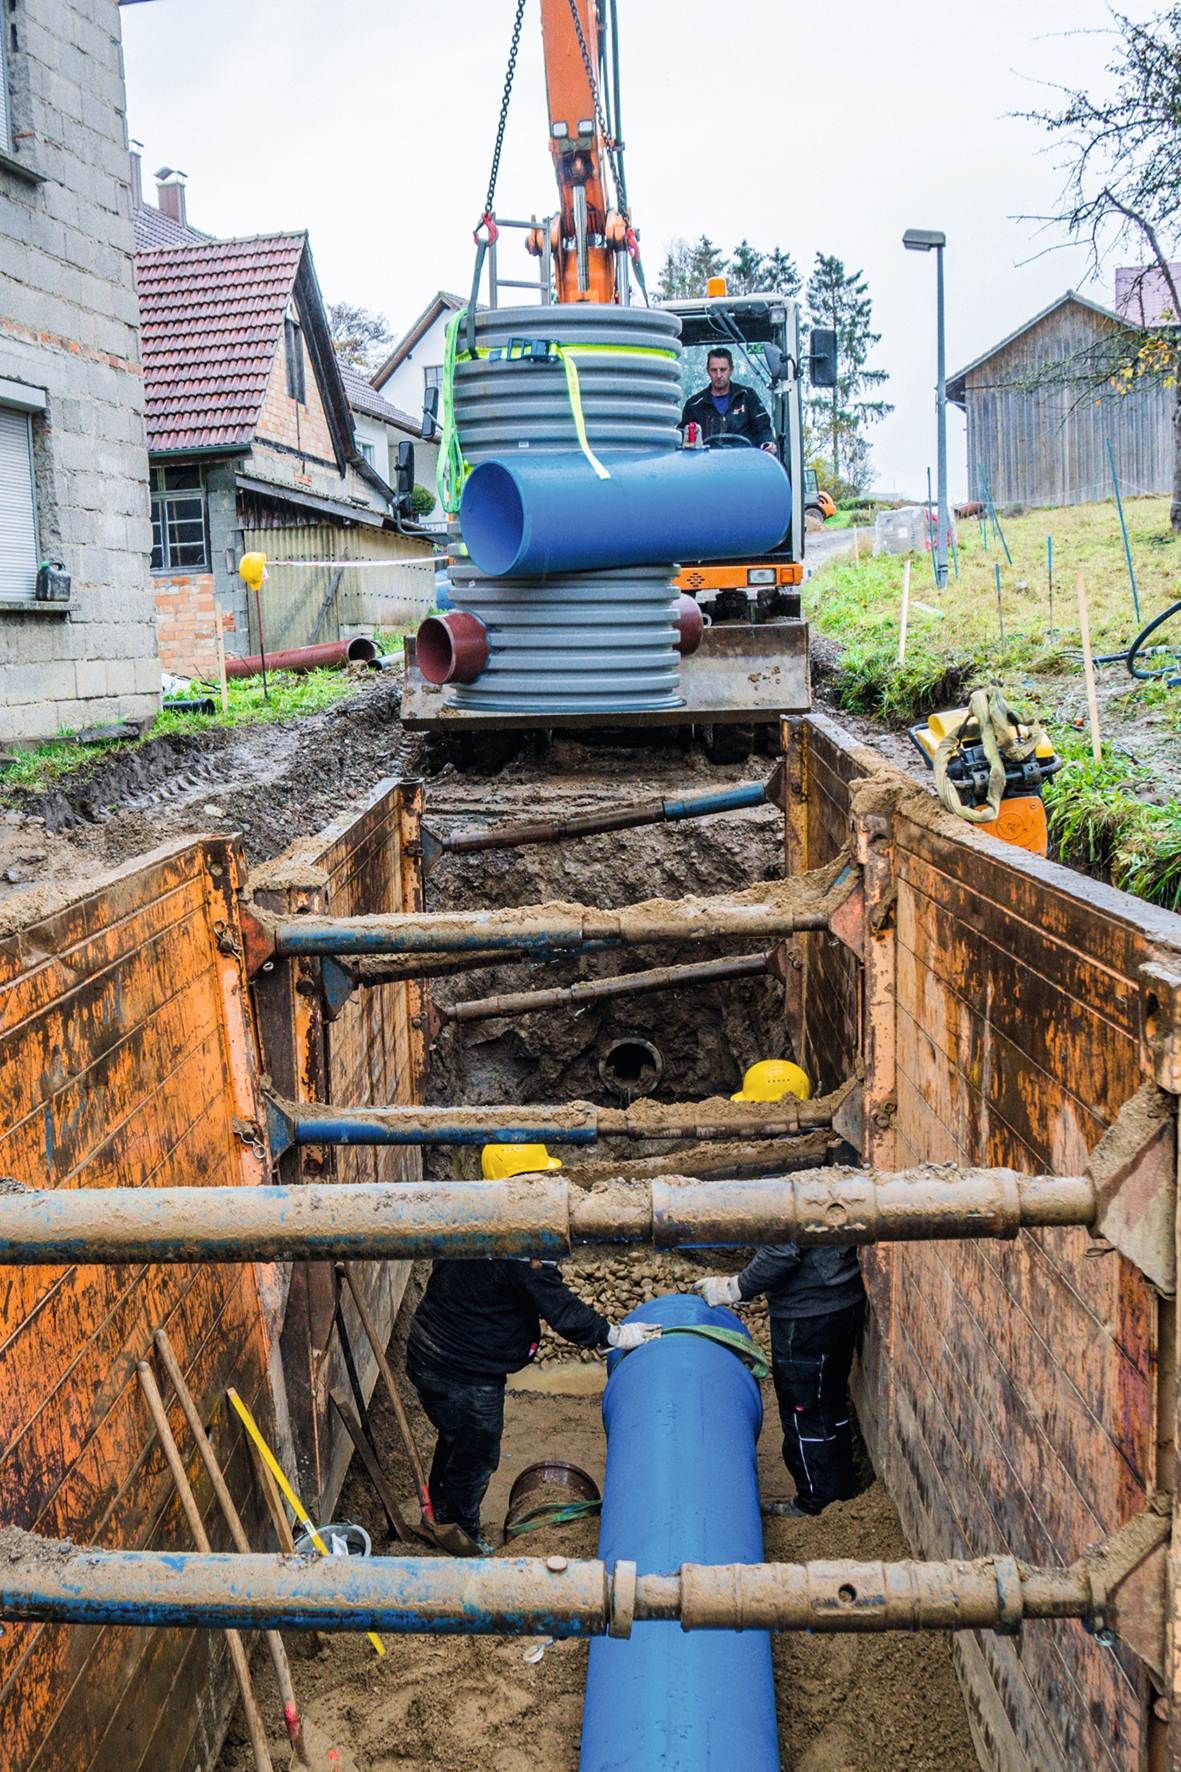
[947,290,1174,507]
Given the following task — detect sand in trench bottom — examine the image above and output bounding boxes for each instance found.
[214,1371,978,1772]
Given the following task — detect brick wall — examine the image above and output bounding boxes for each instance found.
[253,340,370,506]
[0,0,160,741]
[153,571,237,677]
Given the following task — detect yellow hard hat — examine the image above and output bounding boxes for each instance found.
[238,550,267,592]
[481,1143,563,1181]
[731,1059,812,1103]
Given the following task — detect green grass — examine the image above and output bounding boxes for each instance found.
[805,498,1181,910]
[807,496,1180,660]
[1039,736,1181,911]
[3,666,362,802]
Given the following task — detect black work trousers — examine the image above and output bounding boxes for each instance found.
[769,1300,865,1515]
[405,1339,506,1538]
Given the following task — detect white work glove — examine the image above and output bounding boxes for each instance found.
[607,1322,662,1350]
[694,1276,742,1307]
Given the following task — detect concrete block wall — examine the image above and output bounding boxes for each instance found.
[0,0,159,742]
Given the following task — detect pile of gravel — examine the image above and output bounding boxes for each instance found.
[535,1248,771,1367]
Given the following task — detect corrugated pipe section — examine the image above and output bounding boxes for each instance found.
[446,304,685,716]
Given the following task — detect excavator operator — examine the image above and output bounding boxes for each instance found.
[681,347,776,452]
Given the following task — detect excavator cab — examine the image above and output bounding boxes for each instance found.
[662,292,808,628]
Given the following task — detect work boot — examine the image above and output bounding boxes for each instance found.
[763,1499,811,1518]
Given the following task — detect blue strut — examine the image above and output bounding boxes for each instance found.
[581,1294,779,1772]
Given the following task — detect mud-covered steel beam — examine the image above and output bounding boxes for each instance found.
[0,1539,611,1636]
[440,951,779,1025]
[263,1084,848,1157]
[422,778,778,874]
[0,1536,1103,1638]
[241,862,855,971]
[264,905,831,961]
[0,1169,1099,1266]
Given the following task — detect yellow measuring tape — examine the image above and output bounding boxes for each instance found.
[228,1387,385,1656]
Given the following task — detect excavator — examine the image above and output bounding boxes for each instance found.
[401,0,836,752]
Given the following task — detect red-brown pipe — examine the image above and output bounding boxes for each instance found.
[225,637,378,679]
[677,593,705,657]
[416,612,489,685]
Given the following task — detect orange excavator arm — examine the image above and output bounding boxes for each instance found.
[532,0,627,302]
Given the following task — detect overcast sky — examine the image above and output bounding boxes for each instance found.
[120,0,1153,498]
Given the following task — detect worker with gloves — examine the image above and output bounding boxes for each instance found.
[405,1146,659,1551]
[694,1061,866,1517]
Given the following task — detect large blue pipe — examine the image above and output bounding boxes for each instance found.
[459,449,792,578]
[581,1294,779,1772]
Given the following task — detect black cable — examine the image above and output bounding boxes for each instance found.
[1127,598,1181,682]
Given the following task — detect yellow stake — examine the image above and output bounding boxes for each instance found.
[228,1388,385,1656]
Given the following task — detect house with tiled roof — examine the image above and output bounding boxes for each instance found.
[372,291,470,423]
[133,163,431,676]
[337,362,443,537]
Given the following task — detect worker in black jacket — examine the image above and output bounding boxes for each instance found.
[695,1244,866,1515]
[680,347,775,450]
[406,1257,658,1548]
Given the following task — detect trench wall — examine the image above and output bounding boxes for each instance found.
[0,780,424,1772]
[0,836,275,1772]
[260,777,425,1515]
[786,711,1181,1772]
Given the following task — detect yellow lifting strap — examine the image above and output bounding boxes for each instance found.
[931,686,1049,825]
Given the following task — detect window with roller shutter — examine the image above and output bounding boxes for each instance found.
[0,407,39,604]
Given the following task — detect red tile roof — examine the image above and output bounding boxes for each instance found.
[137,234,306,453]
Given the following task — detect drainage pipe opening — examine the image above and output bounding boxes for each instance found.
[598,1032,663,1100]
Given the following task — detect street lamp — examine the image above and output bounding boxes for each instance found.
[903,228,948,591]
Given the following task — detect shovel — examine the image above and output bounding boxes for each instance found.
[153,1331,367,1772]
[336,1264,484,1557]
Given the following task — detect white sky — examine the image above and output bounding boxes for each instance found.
[120,0,1154,498]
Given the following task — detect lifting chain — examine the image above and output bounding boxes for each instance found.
[480,0,528,227]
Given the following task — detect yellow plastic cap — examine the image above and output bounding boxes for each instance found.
[706,276,728,298]
[731,1059,812,1103]
[481,1144,563,1181]
[238,550,268,592]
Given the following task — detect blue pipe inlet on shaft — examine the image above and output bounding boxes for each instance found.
[581,1294,779,1772]
[460,450,792,578]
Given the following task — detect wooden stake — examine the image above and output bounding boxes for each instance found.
[214,599,228,714]
[852,525,860,567]
[898,558,911,664]
[1076,569,1102,762]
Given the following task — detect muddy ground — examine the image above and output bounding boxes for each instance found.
[5,668,982,1769]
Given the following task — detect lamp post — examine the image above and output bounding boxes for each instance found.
[903,228,948,590]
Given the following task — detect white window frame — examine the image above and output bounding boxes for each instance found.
[0,391,42,606]
[0,15,10,150]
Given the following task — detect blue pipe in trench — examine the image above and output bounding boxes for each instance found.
[459,449,792,578]
[581,1293,779,1772]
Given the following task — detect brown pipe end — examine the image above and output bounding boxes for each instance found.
[677,594,705,657]
[345,636,378,667]
[417,612,489,685]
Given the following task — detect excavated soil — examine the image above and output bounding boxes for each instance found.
[3,669,976,1769]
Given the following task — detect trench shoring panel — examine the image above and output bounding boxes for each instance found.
[0,838,275,1772]
[786,711,1181,1772]
[275,777,424,1518]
